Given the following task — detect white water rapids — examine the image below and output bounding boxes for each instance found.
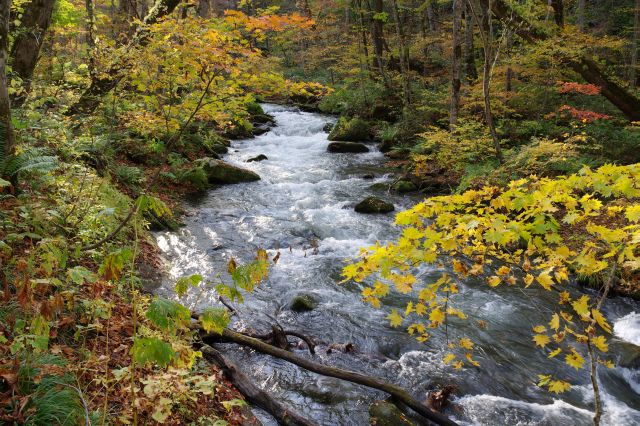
[155,104,640,425]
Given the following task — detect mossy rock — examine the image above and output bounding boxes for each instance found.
[369,182,390,191]
[195,158,260,184]
[143,209,183,232]
[327,142,370,153]
[208,142,229,155]
[393,180,418,193]
[354,197,394,214]
[289,293,318,312]
[328,117,371,142]
[369,401,415,426]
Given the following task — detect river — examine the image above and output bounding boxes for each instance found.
[155,104,640,425]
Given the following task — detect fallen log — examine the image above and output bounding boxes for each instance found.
[203,329,460,426]
[200,344,317,426]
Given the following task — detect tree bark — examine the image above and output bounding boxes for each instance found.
[9,0,56,106]
[577,0,585,30]
[66,0,183,116]
[369,0,390,87]
[200,345,318,426]
[203,329,460,426]
[390,0,411,107]
[0,0,13,160]
[196,0,210,17]
[631,0,639,87]
[450,0,463,128]
[550,0,564,27]
[463,2,478,83]
[426,2,437,31]
[482,0,640,121]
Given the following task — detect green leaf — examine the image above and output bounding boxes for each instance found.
[199,307,230,335]
[175,274,203,297]
[131,337,174,367]
[146,298,191,332]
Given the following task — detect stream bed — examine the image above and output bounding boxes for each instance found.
[155,104,640,425]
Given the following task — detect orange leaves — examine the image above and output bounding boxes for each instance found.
[558,81,601,96]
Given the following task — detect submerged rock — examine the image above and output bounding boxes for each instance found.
[247,154,268,163]
[393,180,418,193]
[289,293,318,312]
[195,158,260,184]
[369,401,415,426]
[327,142,370,153]
[354,197,394,214]
[363,174,375,179]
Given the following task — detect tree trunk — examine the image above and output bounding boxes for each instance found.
[631,0,639,87]
[9,0,56,106]
[66,0,183,116]
[577,0,586,30]
[450,0,463,128]
[471,0,502,162]
[463,2,478,83]
[426,2,437,31]
[0,0,12,160]
[369,0,390,88]
[391,0,411,107]
[550,0,564,27]
[505,29,513,92]
[196,0,210,17]
[482,0,640,121]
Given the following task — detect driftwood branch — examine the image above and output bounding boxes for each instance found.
[203,329,459,426]
[200,344,317,426]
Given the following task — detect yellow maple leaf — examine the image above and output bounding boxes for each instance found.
[443,353,456,364]
[592,335,608,352]
[533,325,547,333]
[548,348,562,358]
[533,334,550,348]
[548,380,571,393]
[429,308,445,326]
[591,309,611,333]
[524,274,534,287]
[571,295,590,318]
[549,313,560,331]
[387,310,403,327]
[565,349,585,370]
[536,272,554,290]
[465,352,480,367]
[487,276,501,287]
[459,337,474,350]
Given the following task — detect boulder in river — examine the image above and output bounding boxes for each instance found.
[354,197,394,214]
[247,154,268,163]
[393,180,418,193]
[328,117,370,142]
[289,293,318,312]
[327,142,370,153]
[195,158,260,184]
[369,401,415,426]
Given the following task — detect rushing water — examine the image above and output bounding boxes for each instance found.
[156,104,640,426]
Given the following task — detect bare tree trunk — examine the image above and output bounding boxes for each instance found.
[631,0,639,87]
[505,28,513,92]
[9,0,56,106]
[577,0,586,30]
[550,0,564,27]
[463,2,478,83]
[450,0,463,128]
[0,0,12,160]
[391,0,411,107]
[196,0,210,17]
[426,2,437,31]
[472,0,502,162]
[369,0,390,88]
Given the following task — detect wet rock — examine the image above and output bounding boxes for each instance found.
[208,142,228,155]
[369,401,415,426]
[327,142,370,153]
[328,117,370,142]
[247,154,268,163]
[369,182,390,191]
[362,174,375,179]
[195,158,260,184]
[393,180,418,193]
[385,149,408,159]
[322,122,334,133]
[289,293,318,312]
[354,197,394,214]
[252,123,272,136]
